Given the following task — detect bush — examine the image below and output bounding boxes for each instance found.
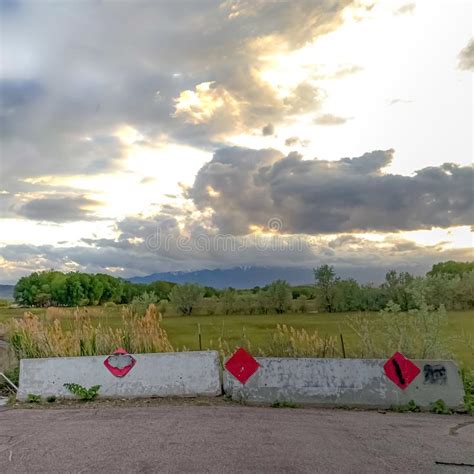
[64,383,101,401]
[430,399,452,415]
[169,284,204,315]
[462,369,474,414]
[27,393,41,403]
[271,400,300,408]
[265,280,292,314]
[130,291,158,315]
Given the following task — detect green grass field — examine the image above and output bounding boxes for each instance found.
[1,306,472,369]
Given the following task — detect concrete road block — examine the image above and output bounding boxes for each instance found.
[223,358,465,408]
[17,351,222,401]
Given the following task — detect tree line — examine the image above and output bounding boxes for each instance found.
[13,271,177,307]
[12,260,474,314]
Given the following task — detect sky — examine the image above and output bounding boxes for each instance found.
[0,0,473,284]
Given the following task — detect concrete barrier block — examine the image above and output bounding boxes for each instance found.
[223,357,465,408]
[17,351,222,401]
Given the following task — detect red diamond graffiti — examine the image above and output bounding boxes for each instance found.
[225,347,260,384]
[384,352,420,390]
[104,348,136,378]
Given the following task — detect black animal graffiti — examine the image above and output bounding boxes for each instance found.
[423,364,447,385]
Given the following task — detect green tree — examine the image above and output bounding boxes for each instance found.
[147,280,176,301]
[169,283,204,315]
[382,270,415,311]
[265,280,292,314]
[333,279,362,312]
[219,288,237,315]
[314,265,338,313]
[65,273,86,306]
[50,273,68,305]
[428,261,474,277]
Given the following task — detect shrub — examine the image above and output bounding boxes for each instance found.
[461,369,474,414]
[430,399,451,415]
[169,284,204,315]
[27,393,41,403]
[64,383,100,401]
[271,400,300,408]
[391,400,420,413]
[265,280,292,314]
[130,292,158,315]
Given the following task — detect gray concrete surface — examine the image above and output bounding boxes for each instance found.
[17,351,221,400]
[0,405,473,473]
[224,357,465,408]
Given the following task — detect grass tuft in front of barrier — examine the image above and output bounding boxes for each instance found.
[7,304,173,359]
[262,324,338,358]
[346,302,452,360]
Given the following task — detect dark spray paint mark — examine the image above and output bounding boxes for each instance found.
[392,358,405,386]
[423,364,447,384]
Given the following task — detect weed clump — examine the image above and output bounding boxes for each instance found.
[7,304,173,359]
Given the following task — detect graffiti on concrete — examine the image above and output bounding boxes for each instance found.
[423,364,447,385]
[104,348,136,377]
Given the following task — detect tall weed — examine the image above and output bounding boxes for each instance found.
[262,324,338,358]
[7,304,173,359]
[346,301,450,359]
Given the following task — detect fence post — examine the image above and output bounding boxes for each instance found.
[340,334,346,358]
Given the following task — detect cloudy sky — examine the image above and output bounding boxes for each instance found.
[0,0,472,283]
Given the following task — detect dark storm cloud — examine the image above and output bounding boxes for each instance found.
[458,38,474,71]
[16,195,103,222]
[189,147,474,234]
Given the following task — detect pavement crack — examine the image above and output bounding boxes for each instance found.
[435,461,474,468]
[449,420,474,436]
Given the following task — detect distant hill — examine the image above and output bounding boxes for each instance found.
[0,285,14,300]
[129,267,314,288]
[128,266,397,289]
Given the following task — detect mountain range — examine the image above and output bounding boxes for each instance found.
[0,285,14,300]
[128,266,405,288]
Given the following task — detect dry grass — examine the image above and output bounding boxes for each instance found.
[7,304,173,359]
[261,324,338,358]
[214,324,338,361]
[346,302,451,359]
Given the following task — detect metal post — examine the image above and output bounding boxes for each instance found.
[0,372,18,391]
[198,323,202,351]
[340,333,346,358]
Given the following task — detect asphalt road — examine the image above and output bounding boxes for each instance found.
[0,405,473,473]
